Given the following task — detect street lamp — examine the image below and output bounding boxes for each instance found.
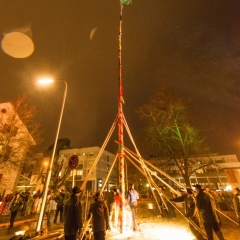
[36,78,67,232]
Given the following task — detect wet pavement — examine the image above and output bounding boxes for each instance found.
[0,201,239,240]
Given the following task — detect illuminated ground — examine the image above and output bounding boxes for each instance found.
[0,200,239,240]
[105,201,240,240]
[107,222,195,240]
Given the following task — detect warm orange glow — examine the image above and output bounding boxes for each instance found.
[37,78,54,85]
[43,161,48,167]
[1,32,34,58]
[107,222,195,239]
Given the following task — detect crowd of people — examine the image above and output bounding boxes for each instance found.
[0,189,69,228]
[155,184,240,240]
[0,184,239,240]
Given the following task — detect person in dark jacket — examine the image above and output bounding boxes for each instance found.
[9,193,23,229]
[63,186,82,240]
[171,187,206,240]
[232,187,240,224]
[162,186,176,219]
[54,189,65,223]
[106,189,115,229]
[194,184,225,240]
[88,191,109,240]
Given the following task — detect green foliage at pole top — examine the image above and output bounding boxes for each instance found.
[120,0,132,6]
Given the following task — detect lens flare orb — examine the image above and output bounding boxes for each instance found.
[1,32,34,58]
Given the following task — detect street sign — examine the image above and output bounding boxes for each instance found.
[68,154,79,170]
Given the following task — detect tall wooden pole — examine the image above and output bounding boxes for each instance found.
[118,5,126,233]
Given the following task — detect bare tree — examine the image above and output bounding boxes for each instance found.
[137,88,209,186]
[51,157,71,190]
[0,95,42,170]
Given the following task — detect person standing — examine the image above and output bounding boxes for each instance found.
[106,189,115,229]
[127,183,139,231]
[171,187,206,240]
[87,191,109,240]
[194,184,225,240]
[113,189,120,228]
[25,193,34,215]
[64,186,82,240]
[54,189,65,223]
[232,187,240,224]
[163,186,176,219]
[45,192,52,226]
[9,193,23,229]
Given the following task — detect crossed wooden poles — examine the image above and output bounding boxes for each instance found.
[78,112,239,240]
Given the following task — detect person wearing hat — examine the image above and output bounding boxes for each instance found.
[87,191,109,240]
[232,187,240,224]
[63,186,82,240]
[194,184,225,240]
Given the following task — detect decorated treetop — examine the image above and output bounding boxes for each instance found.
[120,0,132,6]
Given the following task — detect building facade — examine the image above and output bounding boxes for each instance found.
[0,102,35,196]
[58,146,117,193]
[148,154,240,189]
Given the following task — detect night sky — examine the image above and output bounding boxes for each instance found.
[1,1,240,158]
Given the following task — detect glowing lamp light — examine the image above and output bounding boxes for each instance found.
[43,161,48,167]
[37,78,54,85]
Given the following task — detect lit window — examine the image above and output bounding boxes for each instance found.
[196,169,204,174]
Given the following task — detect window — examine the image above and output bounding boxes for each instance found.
[88,160,94,166]
[198,178,208,183]
[77,164,83,169]
[220,177,228,183]
[218,168,225,173]
[196,169,204,174]
[209,177,219,183]
[190,178,197,183]
[207,168,218,173]
[214,159,225,163]
[76,170,82,175]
